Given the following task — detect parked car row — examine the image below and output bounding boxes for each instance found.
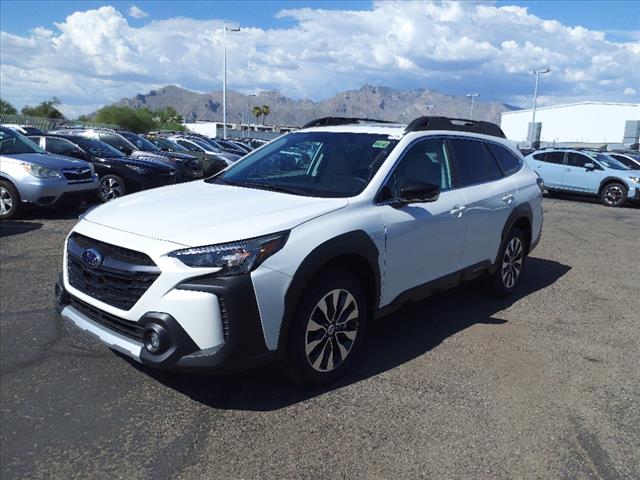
[0,124,262,220]
[524,148,640,207]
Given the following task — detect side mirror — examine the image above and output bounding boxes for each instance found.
[584,162,596,171]
[398,182,441,204]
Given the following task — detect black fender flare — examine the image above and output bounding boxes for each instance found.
[497,203,533,263]
[278,230,381,351]
[598,177,628,194]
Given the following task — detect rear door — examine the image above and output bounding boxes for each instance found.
[448,138,517,268]
[529,151,565,188]
[562,152,602,193]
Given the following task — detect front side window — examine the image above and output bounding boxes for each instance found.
[46,137,77,155]
[448,138,502,187]
[211,132,399,198]
[566,152,592,168]
[0,127,46,154]
[385,139,452,198]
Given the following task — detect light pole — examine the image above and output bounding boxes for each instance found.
[426,104,435,116]
[529,68,550,147]
[247,93,256,135]
[466,93,479,120]
[223,25,240,140]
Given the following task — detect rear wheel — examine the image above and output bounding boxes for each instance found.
[99,175,126,202]
[283,269,367,387]
[0,180,20,220]
[600,182,627,207]
[489,227,526,297]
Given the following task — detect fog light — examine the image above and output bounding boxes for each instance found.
[143,325,168,354]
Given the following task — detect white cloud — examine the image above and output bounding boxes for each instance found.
[1,2,638,114]
[128,5,148,20]
[623,87,637,96]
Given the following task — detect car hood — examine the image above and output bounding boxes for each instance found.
[83,181,348,247]
[2,152,91,169]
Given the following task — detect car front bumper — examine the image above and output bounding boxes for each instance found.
[19,175,99,206]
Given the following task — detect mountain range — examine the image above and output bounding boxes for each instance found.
[117,84,520,126]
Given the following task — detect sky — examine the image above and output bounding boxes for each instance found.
[1,0,638,118]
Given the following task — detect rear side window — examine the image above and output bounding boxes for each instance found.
[448,138,503,187]
[544,152,565,164]
[46,137,76,155]
[486,143,522,176]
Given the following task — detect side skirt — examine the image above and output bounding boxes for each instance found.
[375,260,492,320]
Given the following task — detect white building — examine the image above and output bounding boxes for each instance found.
[500,102,640,146]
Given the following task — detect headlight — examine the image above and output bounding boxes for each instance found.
[126,164,147,174]
[21,163,61,178]
[628,176,640,184]
[169,231,289,274]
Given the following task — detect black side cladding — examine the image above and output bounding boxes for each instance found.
[405,116,506,138]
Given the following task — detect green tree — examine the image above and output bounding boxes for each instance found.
[94,105,156,133]
[153,106,184,131]
[0,98,17,115]
[261,105,270,125]
[21,97,65,119]
[252,105,263,124]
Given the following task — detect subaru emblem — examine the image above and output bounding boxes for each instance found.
[81,248,103,269]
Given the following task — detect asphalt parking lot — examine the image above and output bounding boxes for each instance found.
[1,197,639,480]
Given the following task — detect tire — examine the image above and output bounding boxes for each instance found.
[489,226,526,297]
[98,175,126,203]
[0,180,20,220]
[282,269,368,387]
[600,182,627,207]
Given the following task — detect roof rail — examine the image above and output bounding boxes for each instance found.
[302,117,395,129]
[405,116,506,138]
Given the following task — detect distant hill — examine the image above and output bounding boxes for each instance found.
[117,84,519,126]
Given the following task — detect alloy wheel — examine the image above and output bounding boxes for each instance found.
[0,187,13,215]
[603,185,623,206]
[304,289,359,372]
[501,237,523,289]
[100,177,124,201]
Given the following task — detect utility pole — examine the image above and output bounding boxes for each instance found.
[466,93,480,120]
[222,25,240,140]
[529,68,550,147]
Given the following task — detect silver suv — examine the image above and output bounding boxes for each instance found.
[0,126,98,220]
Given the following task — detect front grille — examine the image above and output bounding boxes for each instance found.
[70,296,144,342]
[62,167,92,182]
[67,233,160,310]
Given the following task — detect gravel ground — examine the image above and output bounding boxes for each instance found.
[1,197,639,480]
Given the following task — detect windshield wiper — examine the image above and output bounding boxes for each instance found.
[213,177,306,195]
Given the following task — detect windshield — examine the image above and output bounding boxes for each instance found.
[209,132,399,198]
[152,138,189,152]
[191,137,220,152]
[71,138,124,158]
[120,132,160,152]
[0,127,47,154]
[588,153,629,170]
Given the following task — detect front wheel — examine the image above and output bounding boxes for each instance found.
[99,175,126,202]
[489,227,526,297]
[283,269,367,387]
[600,183,627,207]
[0,180,20,220]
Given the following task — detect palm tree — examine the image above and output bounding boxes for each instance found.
[252,105,263,125]
[261,105,270,125]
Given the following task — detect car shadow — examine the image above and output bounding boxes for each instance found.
[0,220,43,237]
[129,257,570,411]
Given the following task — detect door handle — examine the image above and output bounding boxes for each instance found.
[450,205,466,217]
[501,193,514,204]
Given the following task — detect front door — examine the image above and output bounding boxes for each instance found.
[562,152,602,193]
[379,138,467,305]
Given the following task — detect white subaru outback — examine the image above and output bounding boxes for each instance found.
[56,117,543,386]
